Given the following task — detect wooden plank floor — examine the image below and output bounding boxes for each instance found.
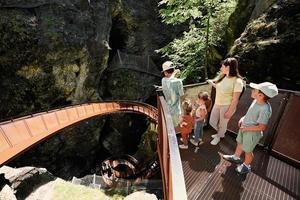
[179,128,300,200]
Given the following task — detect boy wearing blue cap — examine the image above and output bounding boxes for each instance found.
[223,82,278,174]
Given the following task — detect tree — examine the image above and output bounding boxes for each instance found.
[157,0,237,83]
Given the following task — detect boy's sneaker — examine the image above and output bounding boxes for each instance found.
[210,136,220,145]
[179,144,188,149]
[211,134,218,138]
[223,155,242,163]
[235,163,251,174]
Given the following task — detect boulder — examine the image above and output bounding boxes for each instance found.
[0,166,54,199]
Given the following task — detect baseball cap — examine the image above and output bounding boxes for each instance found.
[249,82,278,98]
[162,61,175,72]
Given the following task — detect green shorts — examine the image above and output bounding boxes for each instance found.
[236,130,263,153]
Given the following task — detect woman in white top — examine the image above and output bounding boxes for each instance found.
[207,57,244,145]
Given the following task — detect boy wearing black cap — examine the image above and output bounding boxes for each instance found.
[223,82,278,174]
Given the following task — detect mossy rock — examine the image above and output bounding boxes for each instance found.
[229,1,300,90]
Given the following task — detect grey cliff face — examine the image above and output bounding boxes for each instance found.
[0,0,112,119]
[229,0,300,90]
[0,0,174,178]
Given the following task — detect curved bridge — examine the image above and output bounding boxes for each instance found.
[0,101,158,165]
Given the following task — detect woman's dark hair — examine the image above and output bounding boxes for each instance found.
[215,57,242,83]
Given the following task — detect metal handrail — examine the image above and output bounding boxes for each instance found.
[0,100,158,125]
[157,96,187,200]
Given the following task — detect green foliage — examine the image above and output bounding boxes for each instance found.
[53,179,123,200]
[159,0,203,24]
[134,123,157,166]
[157,0,237,83]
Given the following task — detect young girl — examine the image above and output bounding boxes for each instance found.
[190,91,212,146]
[176,101,194,149]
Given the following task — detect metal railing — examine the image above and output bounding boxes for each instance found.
[157,96,187,200]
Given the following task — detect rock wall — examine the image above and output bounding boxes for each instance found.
[228,0,300,90]
[0,0,111,179]
[0,0,174,118]
[0,0,112,119]
[0,0,174,179]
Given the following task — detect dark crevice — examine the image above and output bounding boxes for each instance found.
[108,14,129,64]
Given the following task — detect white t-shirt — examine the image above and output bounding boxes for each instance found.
[162,77,184,115]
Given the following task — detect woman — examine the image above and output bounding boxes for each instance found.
[207,57,244,145]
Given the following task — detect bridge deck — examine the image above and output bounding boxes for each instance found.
[179,128,300,200]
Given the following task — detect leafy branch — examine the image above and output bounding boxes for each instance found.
[157,0,237,83]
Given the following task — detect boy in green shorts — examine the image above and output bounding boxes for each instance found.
[223,82,278,174]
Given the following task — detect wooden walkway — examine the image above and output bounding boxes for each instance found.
[179,128,300,200]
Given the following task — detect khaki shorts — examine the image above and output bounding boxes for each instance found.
[236,130,263,153]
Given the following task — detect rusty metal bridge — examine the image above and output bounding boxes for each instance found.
[0,101,157,165]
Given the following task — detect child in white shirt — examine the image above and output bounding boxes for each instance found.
[190,91,212,146]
